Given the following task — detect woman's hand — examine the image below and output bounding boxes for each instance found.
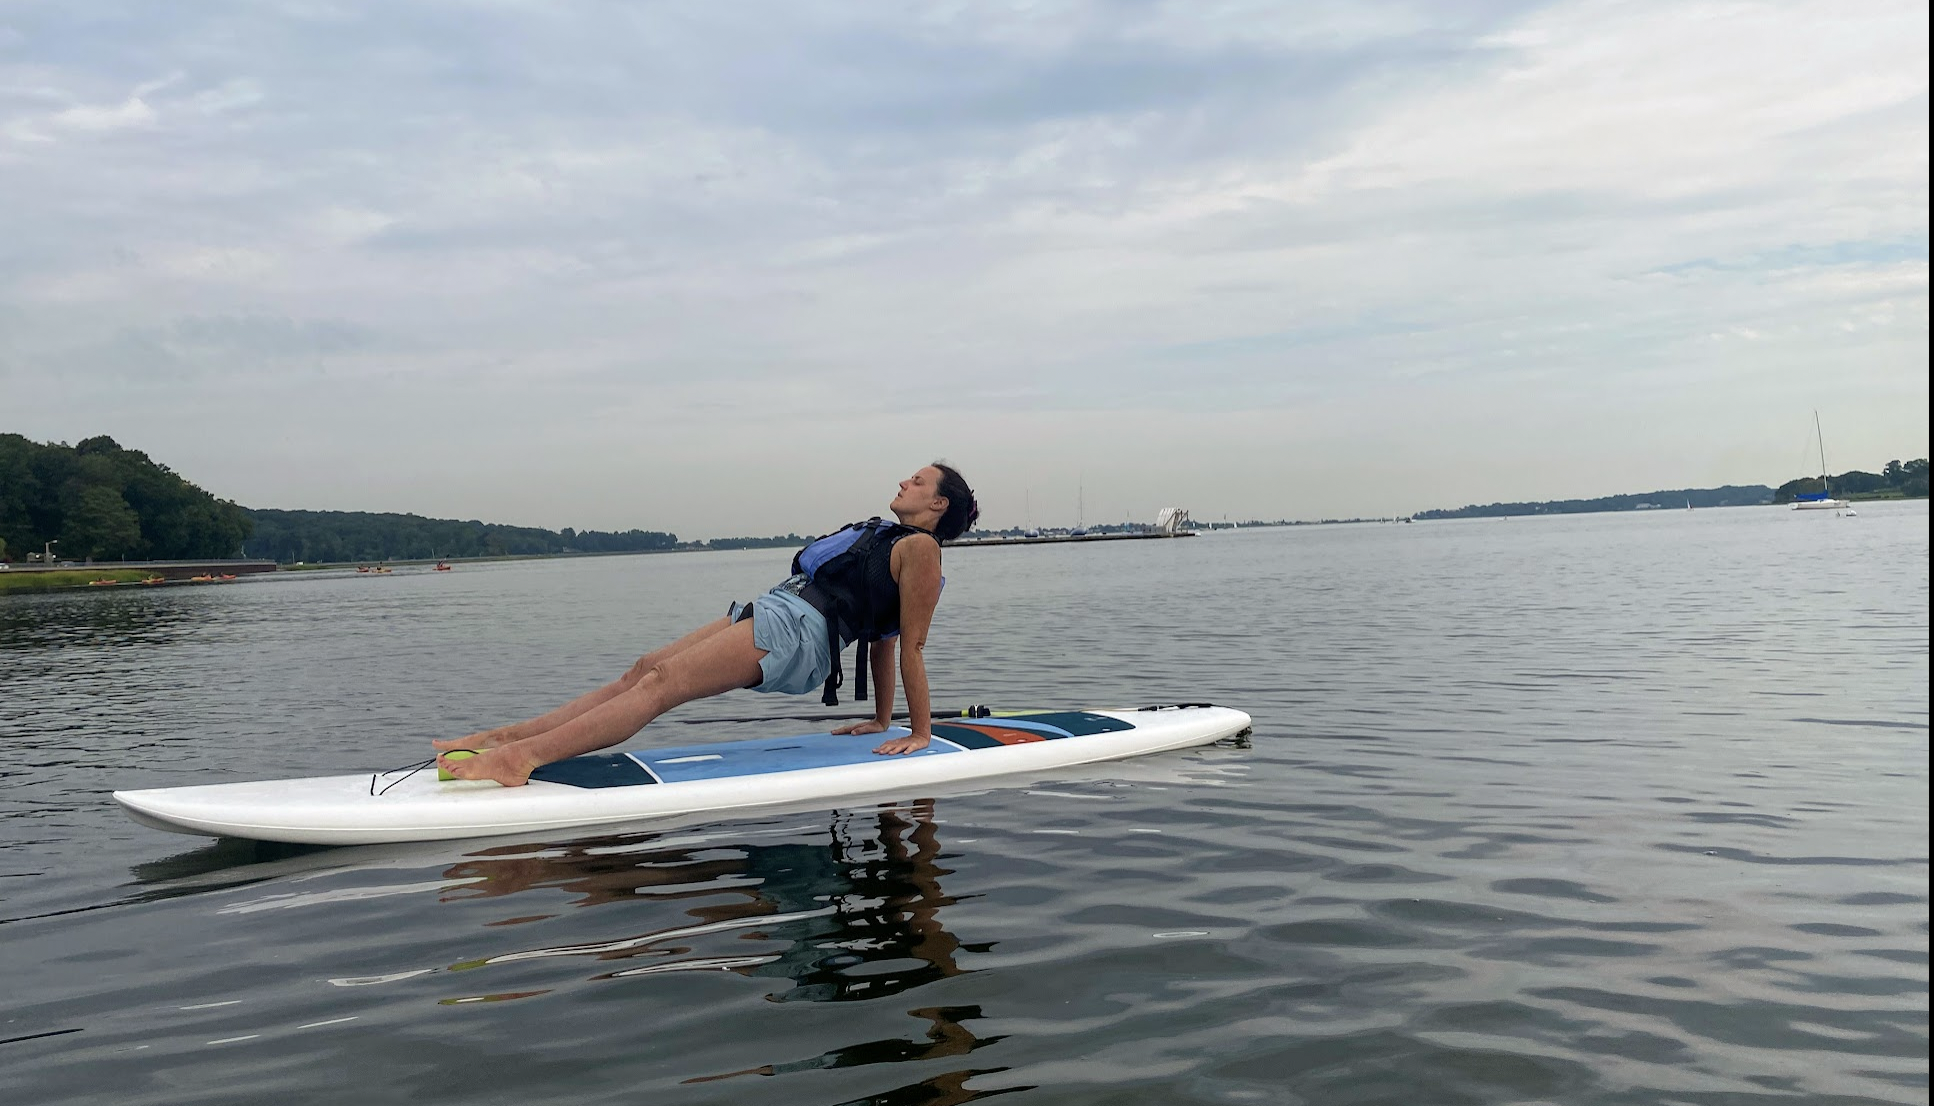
[832,719,889,736]
[873,733,931,756]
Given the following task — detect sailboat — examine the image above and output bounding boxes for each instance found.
[1792,411,1850,512]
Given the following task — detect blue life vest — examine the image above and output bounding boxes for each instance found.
[791,517,935,706]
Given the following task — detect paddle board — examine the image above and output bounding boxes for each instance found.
[114,705,1252,845]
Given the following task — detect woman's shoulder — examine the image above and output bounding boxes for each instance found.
[889,529,942,568]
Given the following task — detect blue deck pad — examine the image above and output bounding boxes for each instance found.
[530,713,1140,789]
[627,728,956,784]
[528,753,658,789]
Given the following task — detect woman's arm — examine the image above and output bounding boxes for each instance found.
[835,638,898,737]
[874,535,942,755]
[870,636,897,726]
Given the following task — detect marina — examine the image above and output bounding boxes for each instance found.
[951,529,1195,547]
[953,506,1196,547]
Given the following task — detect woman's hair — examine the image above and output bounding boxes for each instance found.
[930,462,980,542]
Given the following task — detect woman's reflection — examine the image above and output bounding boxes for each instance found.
[438,798,987,1005]
[438,799,1017,1096]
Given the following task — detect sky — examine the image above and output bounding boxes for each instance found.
[1,0,1926,538]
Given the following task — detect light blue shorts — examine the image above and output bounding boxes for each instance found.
[745,586,833,696]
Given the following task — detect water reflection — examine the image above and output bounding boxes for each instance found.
[0,589,204,653]
[685,1004,1006,1085]
[443,802,973,997]
[130,838,331,884]
[431,800,1024,1099]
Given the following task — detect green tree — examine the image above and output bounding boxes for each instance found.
[1773,477,1825,504]
[0,434,42,554]
[0,434,253,560]
[67,485,144,560]
[1830,470,1888,494]
[1903,458,1930,499]
[1883,459,1906,487]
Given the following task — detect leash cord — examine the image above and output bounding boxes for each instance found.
[369,753,472,797]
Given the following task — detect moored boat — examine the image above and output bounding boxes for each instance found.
[1792,412,1851,513]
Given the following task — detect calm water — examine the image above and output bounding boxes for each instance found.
[2,504,1926,1105]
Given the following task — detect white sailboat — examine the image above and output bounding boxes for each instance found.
[1792,411,1850,512]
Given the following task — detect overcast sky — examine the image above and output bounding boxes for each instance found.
[2,0,1926,537]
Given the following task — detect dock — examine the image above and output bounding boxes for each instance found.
[949,531,1195,548]
[950,507,1198,548]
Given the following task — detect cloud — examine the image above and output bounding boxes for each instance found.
[0,0,1924,534]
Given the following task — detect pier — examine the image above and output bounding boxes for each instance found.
[949,531,1195,547]
[951,507,1197,548]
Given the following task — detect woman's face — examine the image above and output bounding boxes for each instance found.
[893,466,948,518]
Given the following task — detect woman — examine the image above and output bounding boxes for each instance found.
[435,463,979,786]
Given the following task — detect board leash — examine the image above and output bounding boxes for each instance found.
[371,755,450,796]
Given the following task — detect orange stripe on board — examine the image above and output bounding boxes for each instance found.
[952,725,1046,746]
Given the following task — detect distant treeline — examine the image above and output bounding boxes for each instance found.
[0,432,693,565]
[706,534,806,550]
[1420,461,1929,519]
[1416,485,1775,520]
[244,509,679,564]
[1773,459,1928,503]
[0,434,252,561]
[9,432,1926,565]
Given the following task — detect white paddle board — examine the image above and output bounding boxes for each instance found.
[114,706,1252,845]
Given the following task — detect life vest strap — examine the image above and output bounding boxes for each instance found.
[796,580,847,706]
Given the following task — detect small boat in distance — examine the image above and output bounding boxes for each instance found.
[1792,412,1850,513]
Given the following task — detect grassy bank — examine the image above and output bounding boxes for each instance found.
[0,569,155,595]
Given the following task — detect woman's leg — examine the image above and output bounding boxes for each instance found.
[439,618,768,786]
[433,616,737,751]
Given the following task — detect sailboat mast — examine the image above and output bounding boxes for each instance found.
[1815,410,1830,495]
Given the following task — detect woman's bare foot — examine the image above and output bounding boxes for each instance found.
[433,727,521,753]
[438,745,541,787]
